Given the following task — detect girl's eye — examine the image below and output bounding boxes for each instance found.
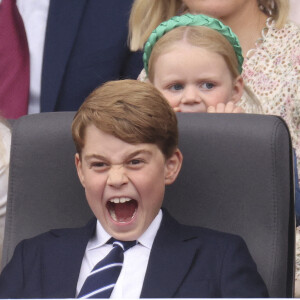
[201,82,215,90]
[170,83,183,91]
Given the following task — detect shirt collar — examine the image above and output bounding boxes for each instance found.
[138,209,162,249]
[87,221,111,250]
[87,209,163,251]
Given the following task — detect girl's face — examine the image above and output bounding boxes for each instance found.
[152,42,243,113]
[182,0,254,20]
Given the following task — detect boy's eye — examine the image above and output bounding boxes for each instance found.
[201,82,215,90]
[127,158,146,168]
[128,159,142,165]
[91,162,107,168]
[169,83,183,91]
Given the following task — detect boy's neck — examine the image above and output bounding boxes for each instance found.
[220,6,268,57]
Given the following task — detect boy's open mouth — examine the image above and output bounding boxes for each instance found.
[106,197,138,223]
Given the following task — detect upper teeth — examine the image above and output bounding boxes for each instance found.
[109,197,131,204]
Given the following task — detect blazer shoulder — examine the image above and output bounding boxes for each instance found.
[10,218,96,255]
[183,224,245,243]
[164,211,245,246]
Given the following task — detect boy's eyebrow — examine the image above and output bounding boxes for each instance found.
[126,149,152,160]
[84,149,153,162]
[84,154,107,161]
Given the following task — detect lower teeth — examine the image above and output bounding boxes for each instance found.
[110,209,136,223]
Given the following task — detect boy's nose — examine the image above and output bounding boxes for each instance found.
[107,165,128,187]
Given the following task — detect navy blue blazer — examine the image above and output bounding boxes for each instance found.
[0,211,268,298]
[40,0,143,112]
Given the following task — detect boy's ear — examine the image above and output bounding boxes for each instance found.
[231,75,244,103]
[164,149,183,185]
[75,153,85,188]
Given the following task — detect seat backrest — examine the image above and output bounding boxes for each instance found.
[1,112,294,297]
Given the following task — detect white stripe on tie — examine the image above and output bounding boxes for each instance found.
[79,284,115,299]
[89,263,123,276]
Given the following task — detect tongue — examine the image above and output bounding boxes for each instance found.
[114,200,137,222]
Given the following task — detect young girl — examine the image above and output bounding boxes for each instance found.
[142,13,260,113]
[129,0,300,186]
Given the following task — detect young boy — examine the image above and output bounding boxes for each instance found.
[0,80,268,298]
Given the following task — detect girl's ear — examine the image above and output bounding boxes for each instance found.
[164,149,183,185]
[231,75,244,103]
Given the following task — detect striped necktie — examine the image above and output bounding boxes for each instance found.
[77,239,137,299]
[0,0,29,119]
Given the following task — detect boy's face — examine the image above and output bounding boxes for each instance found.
[75,124,182,241]
[152,43,243,112]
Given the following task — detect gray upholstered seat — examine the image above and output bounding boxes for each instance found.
[1,112,295,297]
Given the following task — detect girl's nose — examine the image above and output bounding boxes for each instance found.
[181,86,201,105]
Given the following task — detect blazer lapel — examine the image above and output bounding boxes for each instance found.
[40,0,87,112]
[45,218,96,298]
[140,211,198,298]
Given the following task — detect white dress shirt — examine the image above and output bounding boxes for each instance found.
[76,210,163,298]
[17,0,50,114]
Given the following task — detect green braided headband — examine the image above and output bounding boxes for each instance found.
[143,14,244,74]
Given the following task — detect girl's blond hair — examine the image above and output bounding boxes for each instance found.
[148,27,239,81]
[259,0,289,28]
[129,0,290,51]
[129,0,182,51]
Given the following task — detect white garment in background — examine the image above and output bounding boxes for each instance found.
[0,122,11,264]
[17,0,50,114]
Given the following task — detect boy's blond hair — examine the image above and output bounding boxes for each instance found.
[72,80,178,159]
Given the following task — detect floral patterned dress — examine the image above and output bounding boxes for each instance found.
[240,18,300,280]
[240,19,300,180]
